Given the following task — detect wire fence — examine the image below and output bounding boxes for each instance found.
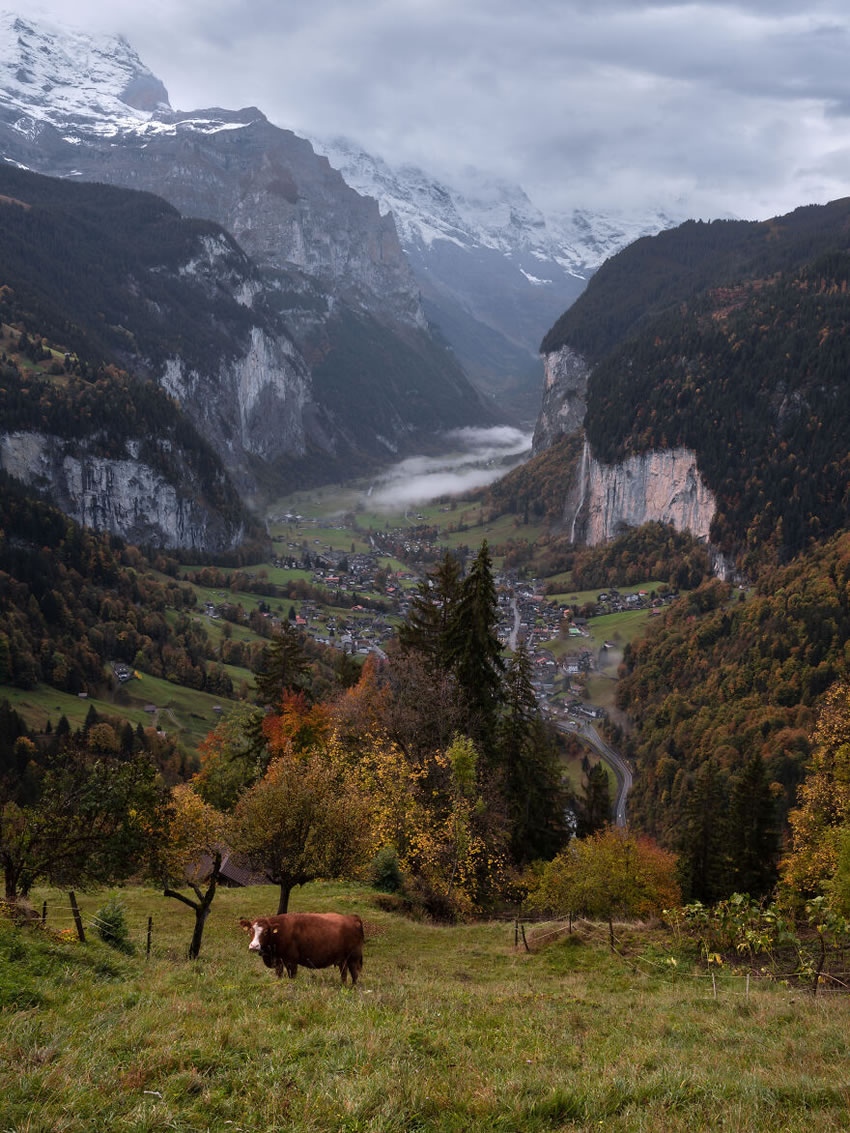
[13,898,850,997]
[511,916,850,997]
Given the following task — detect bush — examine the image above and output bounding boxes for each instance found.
[369,846,403,893]
[94,896,134,954]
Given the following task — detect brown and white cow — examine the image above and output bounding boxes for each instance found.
[239,913,364,984]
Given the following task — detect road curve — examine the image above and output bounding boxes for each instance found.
[557,719,632,827]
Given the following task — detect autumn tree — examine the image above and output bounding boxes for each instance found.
[150,784,228,959]
[781,682,850,905]
[231,750,371,914]
[1,745,164,903]
[192,702,266,811]
[528,828,680,948]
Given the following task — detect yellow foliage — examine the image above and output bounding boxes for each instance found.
[781,682,850,899]
[158,784,228,886]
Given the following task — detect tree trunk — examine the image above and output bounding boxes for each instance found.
[163,851,221,961]
[68,890,86,942]
[3,856,17,901]
[277,882,292,915]
[608,917,614,952]
[188,905,210,961]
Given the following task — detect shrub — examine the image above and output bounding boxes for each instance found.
[94,896,134,954]
[369,846,403,893]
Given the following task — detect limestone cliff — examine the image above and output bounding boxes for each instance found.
[532,346,590,453]
[565,439,716,547]
[0,432,244,551]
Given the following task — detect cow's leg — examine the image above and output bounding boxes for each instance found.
[275,959,285,979]
[348,953,362,985]
[339,960,349,984]
[287,963,298,978]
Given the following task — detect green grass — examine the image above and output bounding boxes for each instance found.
[0,674,239,748]
[2,881,849,1132]
[0,683,154,735]
[546,581,669,608]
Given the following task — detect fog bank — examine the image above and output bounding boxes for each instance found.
[368,426,532,511]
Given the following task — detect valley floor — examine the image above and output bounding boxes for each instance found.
[2,882,848,1132]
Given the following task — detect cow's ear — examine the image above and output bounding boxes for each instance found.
[238,919,252,932]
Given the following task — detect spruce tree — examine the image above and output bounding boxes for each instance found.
[398,551,461,667]
[676,759,730,902]
[444,541,504,747]
[578,762,612,837]
[254,621,310,708]
[727,752,779,897]
[500,642,570,863]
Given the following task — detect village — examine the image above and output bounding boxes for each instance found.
[192,513,678,730]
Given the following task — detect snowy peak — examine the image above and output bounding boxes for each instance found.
[310,135,681,277]
[309,135,685,402]
[0,10,170,135]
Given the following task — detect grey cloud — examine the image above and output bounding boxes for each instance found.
[24,0,850,221]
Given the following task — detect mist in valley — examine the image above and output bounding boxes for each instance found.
[365,426,532,512]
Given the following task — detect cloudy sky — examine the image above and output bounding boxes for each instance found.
[25,0,850,220]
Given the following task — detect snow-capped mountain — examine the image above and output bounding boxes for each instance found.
[313,136,676,275]
[310,136,683,407]
[0,10,170,134]
[0,11,491,507]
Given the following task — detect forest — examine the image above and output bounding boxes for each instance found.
[584,253,850,566]
[0,319,258,542]
[617,530,850,902]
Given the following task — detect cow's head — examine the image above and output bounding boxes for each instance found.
[239,917,266,952]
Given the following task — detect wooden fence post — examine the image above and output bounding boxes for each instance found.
[68,891,85,942]
[514,919,518,947]
[521,923,530,953]
[146,916,153,959]
[41,900,47,925]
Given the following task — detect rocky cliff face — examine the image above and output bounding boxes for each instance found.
[0,14,424,329]
[534,346,717,549]
[532,346,590,453]
[0,432,244,551]
[565,439,716,546]
[46,111,426,331]
[0,12,489,521]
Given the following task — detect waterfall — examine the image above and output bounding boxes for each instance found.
[570,436,590,543]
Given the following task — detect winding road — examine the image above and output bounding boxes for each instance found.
[556,718,633,827]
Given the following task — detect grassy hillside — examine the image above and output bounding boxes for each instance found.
[2,881,848,1132]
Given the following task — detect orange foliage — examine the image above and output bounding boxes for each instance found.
[262,690,332,756]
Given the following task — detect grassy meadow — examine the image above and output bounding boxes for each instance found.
[2,881,849,1132]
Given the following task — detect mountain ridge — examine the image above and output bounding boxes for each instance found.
[310,134,685,403]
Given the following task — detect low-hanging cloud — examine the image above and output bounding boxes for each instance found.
[24,0,850,221]
[367,426,532,511]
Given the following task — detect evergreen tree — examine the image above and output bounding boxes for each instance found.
[727,752,779,897]
[499,642,570,863]
[578,762,612,838]
[254,621,310,707]
[676,759,730,902]
[398,551,461,667]
[444,541,505,747]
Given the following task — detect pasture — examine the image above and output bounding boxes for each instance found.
[2,881,849,1132]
